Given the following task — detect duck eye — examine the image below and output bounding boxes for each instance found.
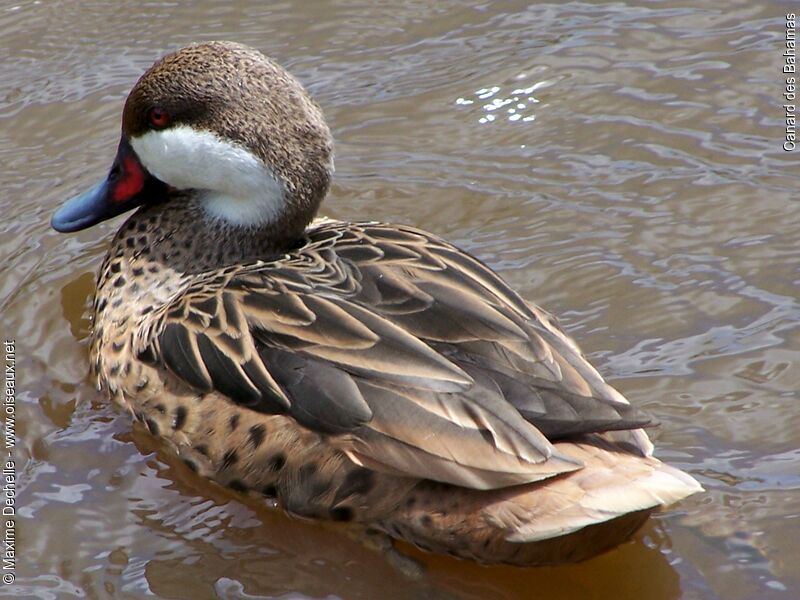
[147,107,171,129]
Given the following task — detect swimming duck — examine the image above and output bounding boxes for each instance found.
[51,41,701,566]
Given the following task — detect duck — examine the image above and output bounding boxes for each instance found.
[51,41,701,566]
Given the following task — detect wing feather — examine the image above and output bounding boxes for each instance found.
[136,220,655,488]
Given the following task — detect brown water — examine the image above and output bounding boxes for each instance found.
[2,1,798,598]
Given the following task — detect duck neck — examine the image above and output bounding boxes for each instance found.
[109,194,310,276]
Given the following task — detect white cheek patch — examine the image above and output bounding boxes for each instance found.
[130,126,286,226]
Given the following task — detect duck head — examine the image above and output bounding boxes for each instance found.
[52,41,334,242]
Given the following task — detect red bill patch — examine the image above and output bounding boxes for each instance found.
[111,156,146,203]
